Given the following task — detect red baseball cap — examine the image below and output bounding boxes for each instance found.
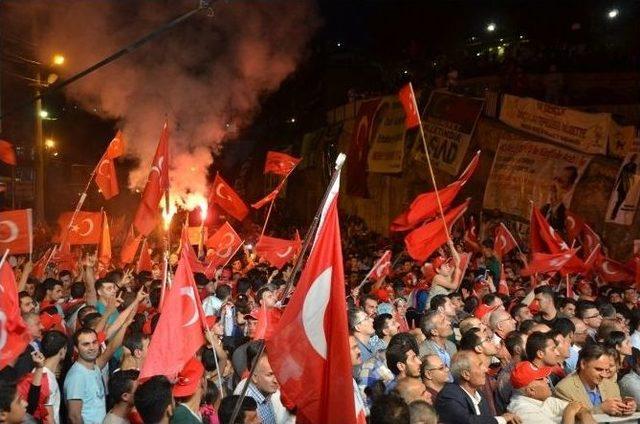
[473,303,498,320]
[172,358,205,398]
[510,361,552,389]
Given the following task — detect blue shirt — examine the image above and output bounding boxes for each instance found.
[356,337,376,363]
[584,383,602,407]
[246,383,276,424]
[63,362,106,424]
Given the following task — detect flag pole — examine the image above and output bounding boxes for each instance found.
[229,152,346,423]
[259,198,276,239]
[411,83,452,244]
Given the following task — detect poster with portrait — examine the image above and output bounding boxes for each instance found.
[483,138,591,220]
[606,153,640,226]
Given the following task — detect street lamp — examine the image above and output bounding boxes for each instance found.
[607,8,619,19]
[486,22,496,32]
[44,139,56,149]
[52,54,65,66]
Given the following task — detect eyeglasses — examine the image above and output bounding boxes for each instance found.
[354,315,373,327]
[425,364,449,372]
[584,313,601,320]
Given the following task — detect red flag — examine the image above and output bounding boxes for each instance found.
[98,212,111,267]
[139,248,206,379]
[0,209,32,254]
[133,121,170,236]
[264,151,301,176]
[57,211,102,245]
[370,250,392,280]
[204,222,242,269]
[210,174,249,221]
[465,215,479,245]
[530,207,584,274]
[564,210,585,242]
[580,224,600,257]
[95,156,119,200]
[136,239,153,273]
[266,196,357,424]
[522,250,578,276]
[497,264,509,296]
[583,244,602,273]
[255,235,301,269]
[391,152,479,232]
[398,83,420,129]
[635,257,640,291]
[0,261,31,369]
[180,226,206,274]
[596,256,635,284]
[252,178,287,210]
[494,223,518,257]
[253,304,282,341]
[120,226,141,265]
[405,200,469,262]
[346,98,382,198]
[105,130,126,159]
[0,140,17,165]
[32,247,54,279]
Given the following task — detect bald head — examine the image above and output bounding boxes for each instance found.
[395,377,428,404]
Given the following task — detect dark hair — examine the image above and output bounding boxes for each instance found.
[519,319,537,334]
[73,327,98,347]
[553,318,576,338]
[463,296,479,314]
[598,303,616,320]
[43,278,63,292]
[370,393,411,424]
[77,305,97,322]
[123,331,147,355]
[134,375,173,424]
[385,334,418,376]
[81,312,102,329]
[481,239,494,249]
[105,270,124,284]
[534,286,554,299]
[218,395,258,424]
[448,292,462,300]
[149,287,161,308]
[373,313,394,339]
[559,297,576,309]
[505,331,525,357]
[70,282,86,299]
[255,284,276,306]
[459,328,483,351]
[94,277,114,292]
[108,369,139,410]
[0,368,18,413]
[511,303,529,319]
[482,294,498,306]
[202,379,220,407]
[41,330,68,359]
[429,294,448,311]
[193,272,209,287]
[59,269,72,279]
[236,278,252,295]
[576,301,598,319]
[526,331,554,361]
[577,343,607,371]
[603,331,627,351]
[18,291,31,301]
[201,347,219,372]
[216,284,232,301]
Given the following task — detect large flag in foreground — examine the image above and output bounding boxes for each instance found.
[0,261,31,369]
[139,247,205,379]
[57,211,102,245]
[266,183,358,423]
[133,122,169,236]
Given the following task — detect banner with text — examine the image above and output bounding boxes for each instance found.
[367,95,407,173]
[606,153,640,226]
[483,138,591,219]
[412,91,484,175]
[500,94,610,155]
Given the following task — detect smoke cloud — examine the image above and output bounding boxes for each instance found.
[11,0,319,209]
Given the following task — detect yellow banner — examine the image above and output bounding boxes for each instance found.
[367,95,406,173]
[500,94,610,154]
[483,139,591,219]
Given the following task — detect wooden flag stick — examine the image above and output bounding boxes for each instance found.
[411,83,452,244]
[259,198,276,239]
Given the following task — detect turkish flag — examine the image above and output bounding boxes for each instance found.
[564,210,585,242]
[264,151,301,176]
[347,98,382,198]
[265,196,358,424]
[522,250,578,276]
[204,222,242,270]
[494,223,518,257]
[0,261,31,369]
[98,211,111,267]
[180,226,206,274]
[405,200,469,262]
[139,247,206,379]
[133,121,170,236]
[105,130,126,159]
[0,140,17,165]
[120,226,141,265]
[497,264,509,296]
[253,304,283,340]
[95,155,119,200]
[32,247,54,279]
[255,235,301,269]
[464,215,479,248]
[391,152,479,232]
[530,207,584,274]
[136,239,153,273]
[209,174,248,221]
[580,224,600,257]
[252,178,286,210]
[596,256,635,284]
[398,83,420,129]
[0,209,32,254]
[58,211,102,245]
[583,244,602,274]
[370,250,392,280]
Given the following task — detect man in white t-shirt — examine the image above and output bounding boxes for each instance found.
[41,330,68,424]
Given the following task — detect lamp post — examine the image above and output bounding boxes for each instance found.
[35,72,45,223]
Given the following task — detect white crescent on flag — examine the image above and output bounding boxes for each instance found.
[496,235,507,252]
[0,220,18,243]
[302,267,332,360]
[215,183,232,201]
[180,286,199,327]
[566,216,576,231]
[601,261,617,276]
[150,156,164,177]
[276,246,293,258]
[215,233,235,258]
[78,218,94,237]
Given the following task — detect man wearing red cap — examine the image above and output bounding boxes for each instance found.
[507,361,594,423]
[172,358,206,424]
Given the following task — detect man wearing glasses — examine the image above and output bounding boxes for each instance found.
[576,301,602,342]
[421,354,450,404]
[349,308,377,363]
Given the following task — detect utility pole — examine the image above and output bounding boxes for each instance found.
[34,72,45,222]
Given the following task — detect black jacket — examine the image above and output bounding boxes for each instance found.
[435,383,498,424]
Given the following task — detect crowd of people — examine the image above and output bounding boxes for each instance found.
[2,211,640,424]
